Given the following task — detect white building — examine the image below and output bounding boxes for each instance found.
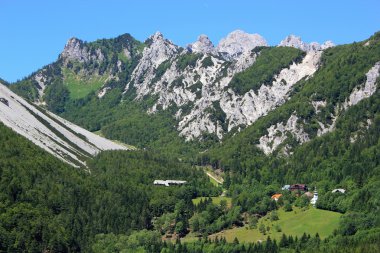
[332,188,346,194]
[310,188,318,207]
[153,180,187,187]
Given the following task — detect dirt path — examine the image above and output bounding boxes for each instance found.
[206,172,223,185]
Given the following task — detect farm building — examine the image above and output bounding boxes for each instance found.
[332,188,346,194]
[290,184,308,192]
[153,180,187,187]
[271,193,283,201]
[282,185,290,190]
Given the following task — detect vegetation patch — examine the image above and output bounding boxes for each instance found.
[209,207,342,243]
[176,53,202,71]
[201,56,214,68]
[62,68,107,99]
[192,196,232,207]
[228,47,305,95]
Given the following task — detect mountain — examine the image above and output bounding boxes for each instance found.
[0,82,128,167]
[205,32,380,162]
[11,30,336,146]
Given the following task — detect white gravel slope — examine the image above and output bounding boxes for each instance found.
[0,83,127,167]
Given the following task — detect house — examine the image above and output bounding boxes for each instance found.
[153,180,187,187]
[290,184,308,192]
[271,193,283,201]
[0,97,9,106]
[332,188,346,194]
[281,185,290,191]
[310,188,318,207]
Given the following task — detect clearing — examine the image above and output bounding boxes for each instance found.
[209,207,342,243]
[192,196,232,208]
[63,68,107,99]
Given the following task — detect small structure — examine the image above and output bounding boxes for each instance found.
[271,193,283,201]
[290,184,308,192]
[310,188,318,207]
[332,188,346,194]
[0,97,9,106]
[153,180,187,187]
[282,185,290,191]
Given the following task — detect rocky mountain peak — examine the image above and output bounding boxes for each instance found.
[216,30,268,59]
[60,37,104,64]
[279,35,335,52]
[279,35,309,51]
[66,37,83,46]
[143,31,179,65]
[146,31,178,51]
[187,34,215,54]
[321,40,335,50]
[150,31,164,42]
[60,37,85,61]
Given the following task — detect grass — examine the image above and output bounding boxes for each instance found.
[63,68,107,99]
[208,176,220,187]
[192,196,232,208]
[209,207,342,243]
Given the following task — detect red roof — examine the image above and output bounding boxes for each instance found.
[271,194,283,200]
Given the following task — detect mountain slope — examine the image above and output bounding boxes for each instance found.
[205,32,380,166]
[11,30,334,144]
[0,83,127,167]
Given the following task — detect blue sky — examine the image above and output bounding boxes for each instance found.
[1,0,379,82]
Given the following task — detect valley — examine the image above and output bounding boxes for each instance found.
[0,25,379,253]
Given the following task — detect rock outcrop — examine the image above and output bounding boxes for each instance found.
[126,32,180,98]
[60,37,104,64]
[216,30,268,59]
[279,35,334,52]
[187,35,215,54]
[258,114,309,155]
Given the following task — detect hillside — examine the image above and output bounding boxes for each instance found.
[0,121,218,252]
[0,83,127,167]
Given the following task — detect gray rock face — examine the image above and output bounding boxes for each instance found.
[187,34,214,54]
[258,114,309,155]
[216,30,268,59]
[123,31,325,141]
[60,37,104,64]
[321,40,335,50]
[221,51,322,131]
[344,61,380,108]
[279,35,335,52]
[126,31,180,98]
[40,30,343,142]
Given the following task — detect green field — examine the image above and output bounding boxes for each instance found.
[192,196,232,207]
[63,68,107,99]
[209,207,342,243]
